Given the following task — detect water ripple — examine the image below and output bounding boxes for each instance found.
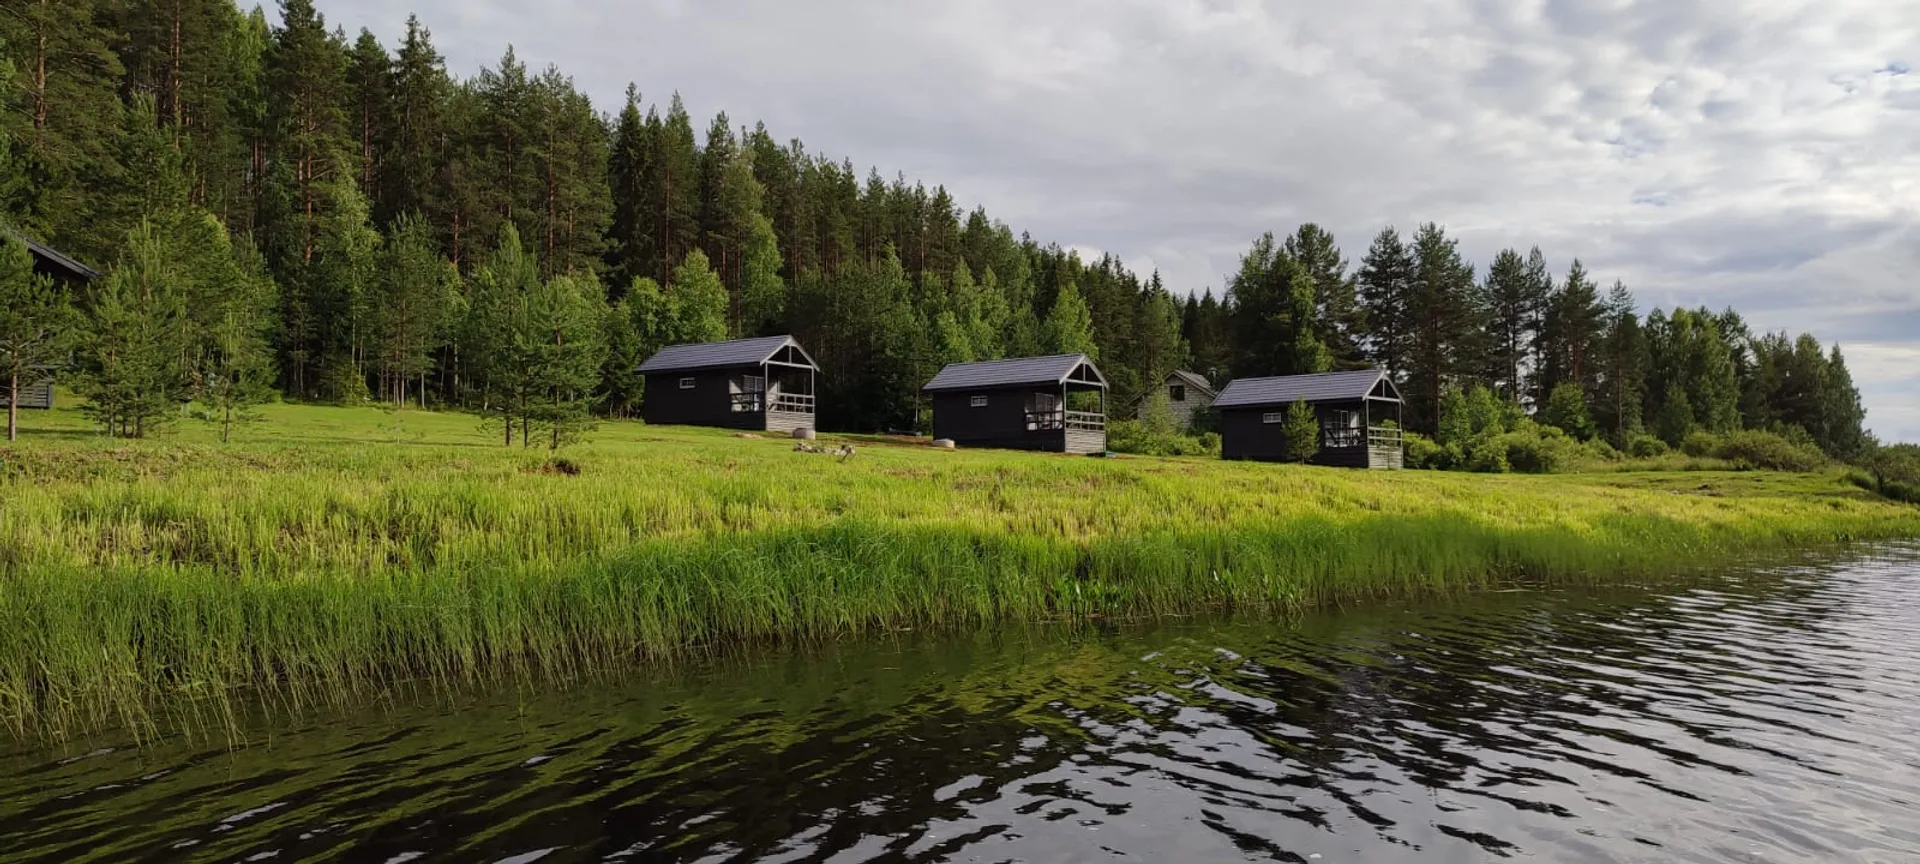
[5,544,1920,862]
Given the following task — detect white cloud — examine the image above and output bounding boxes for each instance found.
[312,0,1920,439]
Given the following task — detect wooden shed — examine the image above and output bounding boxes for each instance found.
[1215,369,1405,469]
[923,354,1109,454]
[1,232,99,411]
[1132,369,1218,430]
[637,335,820,434]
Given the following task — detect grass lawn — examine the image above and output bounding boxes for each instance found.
[3,394,1916,744]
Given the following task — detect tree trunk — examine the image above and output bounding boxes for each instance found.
[7,368,17,442]
[505,413,513,446]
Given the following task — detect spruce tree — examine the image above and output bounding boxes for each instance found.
[1543,382,1596,440]
[1283,223,1365,369]
[263,0,351,265]
[0,0,126,258]
[1356,226,1413,377]
[386,16,451,237]
[598,297,643,417]
[1594,281,1647,444]
[670,248,728,344]
[0,234,78,440]
[606,86,653,290]
[1283,399,1319,463]
[1042,273,1097,358]
[1480,248,1535,401]
[193,233,278,442]
[1655,380,1695,445]
[372,213,456,405]
[525,273,606,448]
[77,220,190,437]
[1819,345,1866,457]
[1405,223,1480,434]
[649,94,700,285]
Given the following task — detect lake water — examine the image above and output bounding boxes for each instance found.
[5,545,1919,863]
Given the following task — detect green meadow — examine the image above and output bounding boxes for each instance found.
[3,397,1916,745]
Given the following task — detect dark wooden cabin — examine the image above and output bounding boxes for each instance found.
[923,354,1109,454]
[1215,369,1405,469]
[636,335,820,434]
[2,231,100,410]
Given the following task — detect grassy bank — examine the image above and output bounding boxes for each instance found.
[3,399,1917,745]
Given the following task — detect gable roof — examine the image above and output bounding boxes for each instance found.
[636,335,818,374]
[922,354,1107,392]
[1213,369,1398,409]
[1166,369,1218,398]
[5,228,101,283]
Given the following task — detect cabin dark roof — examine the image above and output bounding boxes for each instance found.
[5,228,101,282]
[1167,369,1217,397]
[1213,369,1396,408]
[922,354,1106,392]
[636,335,818,374]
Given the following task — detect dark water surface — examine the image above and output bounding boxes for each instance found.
[6,546,1920,863]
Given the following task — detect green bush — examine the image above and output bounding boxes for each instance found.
[1464,435,1511,473]
[1714,430,1827,472]
[1403,431,1444,469]
[1499,429,1576,474]
[1681,431,1724,458]
[1627,434,1670,458]
[1107,420,1218,458]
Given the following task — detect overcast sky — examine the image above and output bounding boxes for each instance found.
[312,0,1920,441]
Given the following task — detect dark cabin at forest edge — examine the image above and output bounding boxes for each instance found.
[1,230,102,411]
[636,335,820,435]
[1215,369,1406,469]
[924,354,1109,454]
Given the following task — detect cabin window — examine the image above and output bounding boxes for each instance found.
[970,395,989,408]
[742,375,766,393]
[679,377,696,390]
[1262,412,1283,424]
[1169,384,1186,402]
[1329,410,1358,429]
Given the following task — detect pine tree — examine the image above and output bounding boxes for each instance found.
[1594,281,1646,444]
[598,297,643,417]
[1480,248,1536,401]
[1283,398,1319,463]
[0,234,78,439]
[528,66,610,278]
[1357,226,1413,376]
[1820,345,1866,458]
[307,175,380,401]
[648,94,700,285]
[1042,273,1096,358]
[1538,258,1604,407]
[1543,382,1596,440]
[524,273,606,448]
[345,29,393,212]
[465,223,540,444]
[77,220,190,437]
[0,0,126,258]
[670,248,728,344]
[385,16,451,237]
[1283,223,1365,369]
[263,0,351,265]
[372,213,456,405]
[1404,223,1480,434]
[738,212,785,336]
[192,232,278,442]
[606,86,653,291]
[1227,232,1327,378]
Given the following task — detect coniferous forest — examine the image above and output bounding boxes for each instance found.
[0,0,1881,461]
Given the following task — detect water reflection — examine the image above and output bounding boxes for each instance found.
[5,545,1918,862]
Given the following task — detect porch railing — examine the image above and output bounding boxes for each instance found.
[1027,410,1106,432]
[1322,425,1404,449]
[768,392,815,414]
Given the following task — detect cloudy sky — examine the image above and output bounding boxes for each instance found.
[314,0,1920,440]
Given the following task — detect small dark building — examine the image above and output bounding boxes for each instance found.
[636,335,820,434]
[7,228,102,291]
[924,354,1109,454]
[1215,369,1405,469]
[2,231,99,410]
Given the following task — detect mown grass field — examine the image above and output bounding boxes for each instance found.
[3,395,1916,745]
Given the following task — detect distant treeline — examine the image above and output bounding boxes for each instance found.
[0,0,1873,456]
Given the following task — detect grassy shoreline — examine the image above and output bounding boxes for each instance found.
[3,401,1917,745]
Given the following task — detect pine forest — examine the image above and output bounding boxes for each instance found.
[0,0,1878,461]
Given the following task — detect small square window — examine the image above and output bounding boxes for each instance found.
[1169,384,1186,402]
[1262,412,1283,424]
[679,377,696,390]
[970,395,989,408]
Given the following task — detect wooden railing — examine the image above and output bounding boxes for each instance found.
[1322,425,1404,449]
[768,392,815,414]
[1065,410,1106,432]
[1027,410,1106,432]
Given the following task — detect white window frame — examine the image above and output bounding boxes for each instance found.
[970,394,989,408]
[679,377,696,390]
[1262,412,1283,424]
